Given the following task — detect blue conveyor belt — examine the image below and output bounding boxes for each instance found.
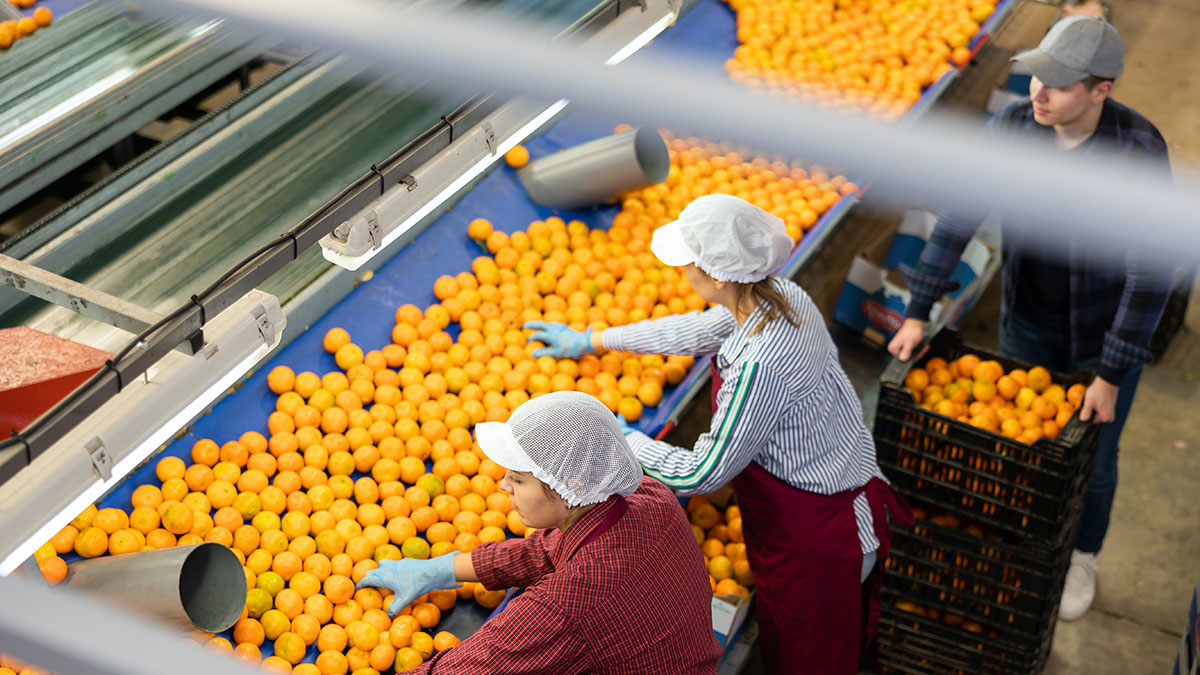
[85,0,1016,661]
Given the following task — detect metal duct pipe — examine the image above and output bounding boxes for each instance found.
[518,126,669,210]
[62,542,246,633]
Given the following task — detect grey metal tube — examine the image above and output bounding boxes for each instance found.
[518,126,669,210]
[62,542,246,633]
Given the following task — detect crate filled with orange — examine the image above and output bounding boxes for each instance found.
[684,496,755,601]
[875,329,1101,544]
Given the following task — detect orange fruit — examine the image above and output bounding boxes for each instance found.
[268,366,296,394]
[336,343,365,371]
[700,538,724,558]
[1042,420,1060,439]
[690,503,720,530]
[505,145,530,169]
[347,620,381,651]
[233,617,266,646]
[432,630,460,652]
[130,506,160,534]
[473,583,505,608]
[636,381,663,408]
[707,555,734,581]
[454,532,481,553]
[904,369,929,391]
[467,218,493,242]
[1014,387,1037,411]
[1043,384,1066,406]
[190,439,220,467]
[426,522,457,544]
[401,537,431,560]
[274,631,307,665]
[410,602,441,629]
[128,486,162,512]
[956,354,981,380]
[1026,366,1052,393]
[32,6,51,26]
[1055,402,1075,428]
[1031,396,1057,420]
[318,623,349,652]
[323,327,352,354]
[996,375,1019,400]
[370,643,397,671]
[49,525,79,554]
[971,380,996,403]
[38,556,67,584]
[156,456,186,482]
[289,612,321,643]
[316,650,349,674]
[616,397,642,422]
[394,646,424,671]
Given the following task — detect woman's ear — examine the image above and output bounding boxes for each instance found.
[712,279,726,290]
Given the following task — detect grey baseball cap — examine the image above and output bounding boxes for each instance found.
[1011,16,1123,88]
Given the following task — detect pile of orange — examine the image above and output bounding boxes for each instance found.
[903,353,1087,444]
[0,6,52,49]
[12,129,861,674]
[0,654,50,675]
[891,598,993,638]
[633,129,858,243]
[28,364,526,673]
[722,0,997,118]
[454,211,701,423]
[686,496,755,601]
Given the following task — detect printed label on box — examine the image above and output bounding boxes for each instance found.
[834,209,1001,344]
[711,593,751,647]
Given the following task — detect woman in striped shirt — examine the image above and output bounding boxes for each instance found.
[526,194,910,674]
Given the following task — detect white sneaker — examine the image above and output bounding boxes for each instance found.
[1058,550,1098,621]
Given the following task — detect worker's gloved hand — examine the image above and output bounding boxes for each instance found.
[356,554,458,616]
[524,321,594,359]
[615,414,636,436]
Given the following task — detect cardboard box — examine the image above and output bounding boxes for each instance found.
[711,591,753,647]
[833,209,1000,345]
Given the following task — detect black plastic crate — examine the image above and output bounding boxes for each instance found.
[1150,274,1192,360]
[878,589,1056,674]
[874,329,1101,543]
[882,517,1074,641]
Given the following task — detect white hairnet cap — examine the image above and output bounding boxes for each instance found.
[474,391,643,507]
[650,194,794,283]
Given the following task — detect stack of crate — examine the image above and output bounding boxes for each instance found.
[872,330,1101,673]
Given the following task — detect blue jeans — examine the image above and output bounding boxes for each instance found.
[998,311,1142,554]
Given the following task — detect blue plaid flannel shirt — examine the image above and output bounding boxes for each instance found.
[904,98,1172,384]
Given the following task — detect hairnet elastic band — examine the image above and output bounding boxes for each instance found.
[696,260,774,284]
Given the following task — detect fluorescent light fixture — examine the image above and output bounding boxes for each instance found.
[319,0,677,271]
[604,12,678,66]
[0,290,285,575]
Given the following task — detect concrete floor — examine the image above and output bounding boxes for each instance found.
[966,1,1200,672]
[699,0,1200,671]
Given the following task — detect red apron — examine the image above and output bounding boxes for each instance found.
[716,356,912,672]
[730,464,910,673]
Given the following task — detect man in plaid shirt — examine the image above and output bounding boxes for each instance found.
[888,17,1172,621]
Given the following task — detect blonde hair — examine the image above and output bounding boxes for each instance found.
[731,277,801,336]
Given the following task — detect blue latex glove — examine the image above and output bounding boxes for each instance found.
[356,554,458,616]
[615,414,636,436]
[523,321,594,358]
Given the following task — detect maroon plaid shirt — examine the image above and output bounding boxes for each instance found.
[415,476,722,674]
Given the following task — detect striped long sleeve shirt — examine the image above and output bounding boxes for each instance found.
[602,278,885,554]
